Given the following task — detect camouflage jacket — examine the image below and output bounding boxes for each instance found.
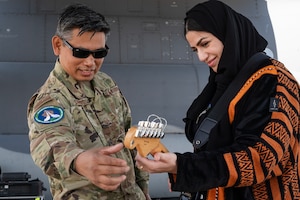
[27,61,149,200]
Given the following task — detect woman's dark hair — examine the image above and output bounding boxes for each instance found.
[184,18,205,36]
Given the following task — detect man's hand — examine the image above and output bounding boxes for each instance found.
[74,143,130,191]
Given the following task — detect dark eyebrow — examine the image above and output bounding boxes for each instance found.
[196,37,208,47]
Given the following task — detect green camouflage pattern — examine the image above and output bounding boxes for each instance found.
[27,61,149,200]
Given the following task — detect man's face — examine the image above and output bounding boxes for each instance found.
[52,28,107,81]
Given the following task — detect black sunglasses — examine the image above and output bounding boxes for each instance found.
[62,39,109,59]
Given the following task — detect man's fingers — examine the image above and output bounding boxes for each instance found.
[93,174,127,191]
[101,143,124,155]
[94,164,130,176]
[95,143,128,166]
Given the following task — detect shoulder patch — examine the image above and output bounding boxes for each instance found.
[34,106,64,124]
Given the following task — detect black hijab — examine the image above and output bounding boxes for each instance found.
[184,0,268,141]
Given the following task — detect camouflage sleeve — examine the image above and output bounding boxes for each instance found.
[131,149,150,193]
[119,90,150,193]
[27,93,84,180]
[135,165,150,194]
[117,88,132,132]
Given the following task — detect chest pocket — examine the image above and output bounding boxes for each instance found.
[93,86,126,145]
[71,97,109,149]
[71,86,126,149]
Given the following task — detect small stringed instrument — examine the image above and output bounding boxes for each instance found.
[124,114,169,157]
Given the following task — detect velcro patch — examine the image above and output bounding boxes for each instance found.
[34,106,64,124]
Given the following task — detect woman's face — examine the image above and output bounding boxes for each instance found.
[186,31,223,73]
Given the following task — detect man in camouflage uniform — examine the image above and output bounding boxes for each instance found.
[27,4,150,200]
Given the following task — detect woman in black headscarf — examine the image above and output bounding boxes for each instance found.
[135,1,300,200]
[183,0,268,144]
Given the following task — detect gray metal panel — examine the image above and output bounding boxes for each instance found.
[128,0,143,12]
[103,17,121,63]
[103,0,159,17]
[159,0,186,19]
[186,0,207,11]
[169,33,191,61]
[0,0,31,13]
[0,0,276,63]
[0,62,53,134]
[44,0,159,17]
[101,63,206,128]
[160,20,192,63]
[0,14,45,62]
[120,17,192,64]
[142,32,162,61]
[223,0,270,18]
[58,0,106,13]
[45,14,58,62]
[120,17,147,63]
[38,0,56,12]
[125,33,141,62]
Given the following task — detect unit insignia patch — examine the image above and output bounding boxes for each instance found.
[34,106,64,124]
